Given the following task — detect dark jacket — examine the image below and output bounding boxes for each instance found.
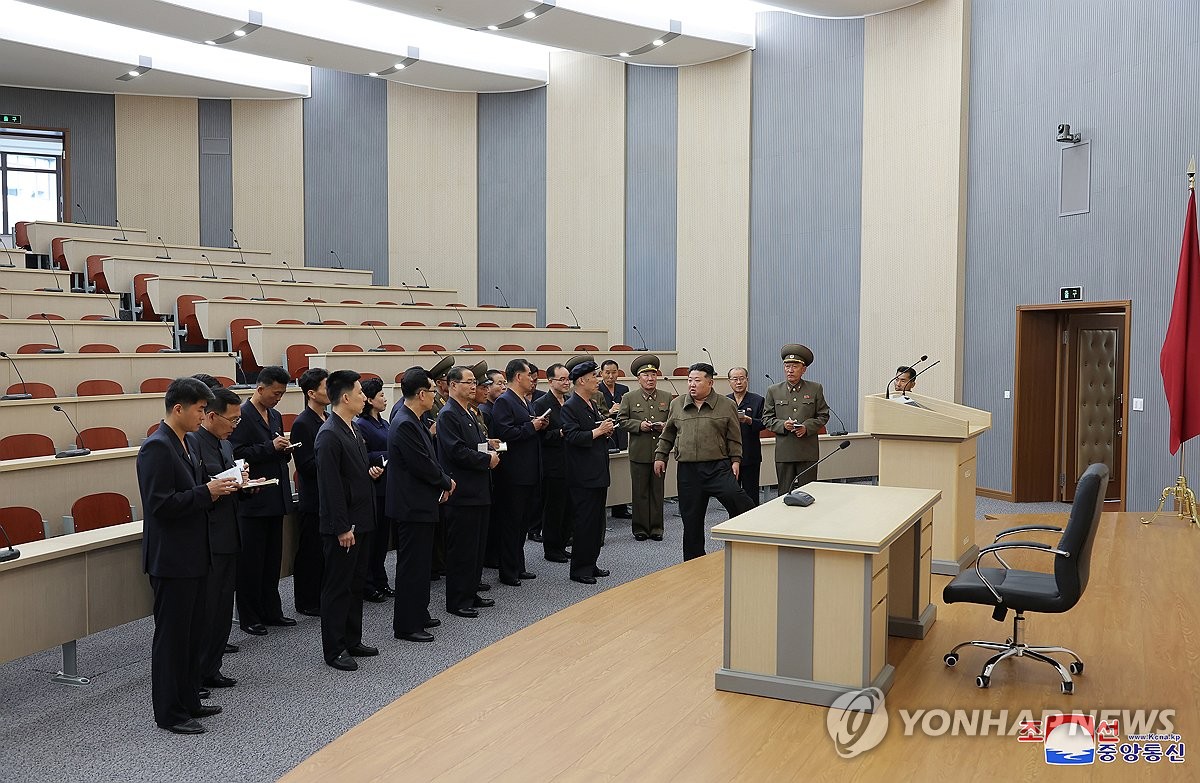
[137,422,213,578]
[188,426,240,555]
[354,413,389,498]
[229,399,293,516]
[436,397,493,506]
[561,393,610,489]
[533,392,566,480]
[291,406,325,513]
[728,391,766,465]
[600,381,629,450]
[386,405,452,523]
[315,415,376,536]
[490,388,541,486]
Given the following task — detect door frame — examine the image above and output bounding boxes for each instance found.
[1011,300,1131,508]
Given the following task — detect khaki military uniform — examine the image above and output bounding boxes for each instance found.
[762,379,829,492]
[618,388,672,537]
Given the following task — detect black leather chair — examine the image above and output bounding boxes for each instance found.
[942,463,1109,694]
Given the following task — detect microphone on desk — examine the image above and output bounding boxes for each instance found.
[400,282,417,306]
[702,347,716,371]
[305,297,325,325]
[37,313,65,354]
[200,253,218,280]
[330,249,344,270]
[911,360,940,383]
[0,235,14,267]
[565,305,581,329]
[155,236,171,259]
[75,203,90,224]
[783,440,851,507]
[455,323,476,350]
[282,260,298,283]
[158,318,179,353]
[100,291,121,321]
[0,522,20,563]
[765,373,774,387]
[826,404,849,436]
[0,351,32,399]
[113,218,128,242]
[231,355,253,389]
[52,405,92,458]
[449,304,467,328]
[632,325,648,351]
[415,267,430,288]
[494,285,510,308]
[367,323,388,352]
[250,273,269,301]
[39,262,65,293]
[887,355,927,399]
[230,228,245,263]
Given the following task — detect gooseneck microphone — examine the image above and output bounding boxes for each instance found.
[329,249,344,270]
[75,203,90,224]
[0,351,32,399]
[702,347,716,370]
[765,373,774,386]
[282,260,298,283]
[632,325,648,351]
[155,236,171,259]
[305,297,325,325]
[826,405,850,436]
[911,359,941,384]
[52,405,92,458]
[415,267,429,288]
[159,318,179,353]
[565,305,581,329]
[449,304,467,328]
[231,355,252,389]
[200,253,218,280]
[367,323,388,352]
[455,323,475,350]
[494,285,510,308]
[784,440,852,507]
[38,313,65,353]
[0,235,14,267]
[114,218,128,241]
[230,228,245,263]
[41,263,65,293]
[887,355,927,399]
[101,292,121,321]
[0,522,20,563]
[250,273,268,301]
[400,282,417,306]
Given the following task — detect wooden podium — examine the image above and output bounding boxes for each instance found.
[863,392,991,575]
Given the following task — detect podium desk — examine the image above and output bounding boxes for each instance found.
[711,482,939,708]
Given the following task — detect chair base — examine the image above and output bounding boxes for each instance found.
[943,611,1083,694]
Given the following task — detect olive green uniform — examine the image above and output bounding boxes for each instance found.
[618,387,672,538]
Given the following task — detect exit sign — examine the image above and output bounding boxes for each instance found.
[0,114,20,124]
[1060,285,1083,302]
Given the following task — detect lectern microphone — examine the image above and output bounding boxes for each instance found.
[783,440,851,507]
[52,405,92,458]
[0,351,32,399]
[37,313,65,353]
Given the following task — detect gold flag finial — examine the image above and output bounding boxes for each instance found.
[1190,155,1196,190]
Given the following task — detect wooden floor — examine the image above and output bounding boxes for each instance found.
[283,513,1199,782]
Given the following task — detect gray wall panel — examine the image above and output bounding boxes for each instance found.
[198,99,233,249]
[0,86,115,229]
[303,68,388,283]
[477,88,547,322]
[749,13,864,426]
[625,66,677,352]
[964,0,1200,508]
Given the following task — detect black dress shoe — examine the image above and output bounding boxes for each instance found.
[224,643,239,654]
[395,630,435,643]
[423,618,442,629]
[348,643,379,657]
[191,705,222,718]
[296,607,321,617]
[430,573,442,581]
[499,577,521,587]
[265,616,296,627]
[197,688,210,700]
[165,719,205,735]
[477,582,491,592]
[472,596,495,608]
[593,568,610,578]
[202,674,237,688]
[527,531,544,542]
[363,591,386,603]
[240,623,267,636]
[634,533,648,541]
[519,571,537,579]
[448,607,479,618]
[380,586,396,597]
[649,533,663,541]
[571,575,597,585]
[544,551,569,563]
[327,653,358,671]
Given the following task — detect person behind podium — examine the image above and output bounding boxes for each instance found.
[763,344,830,494]
[561,360,613,584]
[138,377,239,735]
[893,365,917,396]
[316,370,382,671]
[654,363,752,560]
[727,366,765,507]
[290,367,328,617]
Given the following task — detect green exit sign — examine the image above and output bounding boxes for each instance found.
[0,114,21,124]
[1060,285,1083,302]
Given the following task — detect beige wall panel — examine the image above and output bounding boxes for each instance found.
[546,51,624,333]
[677,52,752,370]
[387,83,477,304]
[231,99,305,263]
[114,95,199,245]
[859,0,970,407]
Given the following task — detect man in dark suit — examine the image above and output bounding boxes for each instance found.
[189,386,248,692]
[229,365,296,635]
[437,365,500,618]
[137,377,239,735]
[561,360,614,585]
[727,366,766,507]
[599,359,631,519]
[491,358,548,586]
[290,367,328,616]
[316,370,382,671]
[533,363,572,563]
[387,367,455,642]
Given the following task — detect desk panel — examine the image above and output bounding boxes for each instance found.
[0,320,167,353]
[0,448,139,536]
[97,256,371,293]
[0,266,61,290]
[0,290,121,321]
[1,248,30,268]
[27,221,149,255]
[59,238,270,273]
[0,352,236,398]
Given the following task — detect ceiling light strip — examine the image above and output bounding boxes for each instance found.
[615,29,681,59]
[479,2,555,32]
[205,9,263,46]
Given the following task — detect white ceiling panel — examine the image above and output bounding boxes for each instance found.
[353,0,537,28]
[758,0,927,18]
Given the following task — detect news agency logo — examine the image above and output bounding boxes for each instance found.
[826,688,889,758]
[1043,714,1096,765]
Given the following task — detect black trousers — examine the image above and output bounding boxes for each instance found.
[540,475,572,555]
[320,531,371,662]
[445,505,487,611]
[236,514,284,625]
[495,480,537,582]
[392,519,435,634]
[677,460,754,561]
[776,460,817,496]
[568,486,607,580]
[432,506,447,574]
[484,503,500,568]
[292,510,323,612]
[366,494,391,592]
[149,574,206,728]
[201,552,237,680]
[738,461,762,507]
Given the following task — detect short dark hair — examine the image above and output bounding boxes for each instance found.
[258,366,290,388]
[191,373,222,390]
[547,362,567,380]
[165,376,214,412]
[298,367,328,396]
[326,369,360,408]
[359,377,384,417]
[688,363,715,379]
[210,387,242,412]
[896,366,916,381]
[601,359,619,370]
[401,367,432,399]
[504,359,529,382]
[447,365,471,384]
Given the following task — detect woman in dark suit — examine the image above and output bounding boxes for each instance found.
[354,377,391,601]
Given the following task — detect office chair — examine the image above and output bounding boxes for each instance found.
[942,462,1108,694]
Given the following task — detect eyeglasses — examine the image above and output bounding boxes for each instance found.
[212,412,242,426]
[452,379,477,386]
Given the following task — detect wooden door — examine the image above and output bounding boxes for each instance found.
[1060,313,1124,501]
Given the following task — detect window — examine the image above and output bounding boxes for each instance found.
[0,130,65,235]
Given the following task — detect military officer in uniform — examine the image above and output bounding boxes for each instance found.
[617,354,672,541]
[762,344,830,494]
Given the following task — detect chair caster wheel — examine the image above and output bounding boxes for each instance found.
[943,653,958,667]
[1061,681,1074,695]
[1069,661,1084,675]
[976,674,990,688]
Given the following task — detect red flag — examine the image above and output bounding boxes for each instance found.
[1161,190,1200,455]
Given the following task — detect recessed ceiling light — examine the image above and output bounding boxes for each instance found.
[652,39,665,46]
[394,63,406,69]
[487,25,499,30]
[233,29,247,37]
[204,40,216,45]
[618,52,630,58]
[128,70,140,77]
[368,72,379,77]
[523,10,536,19]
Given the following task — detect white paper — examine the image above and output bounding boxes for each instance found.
[214,464,244,484]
